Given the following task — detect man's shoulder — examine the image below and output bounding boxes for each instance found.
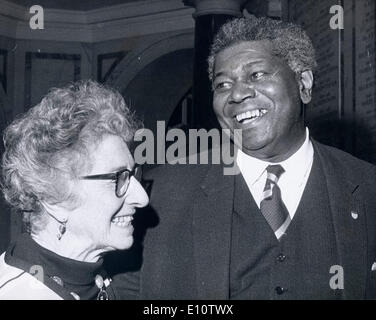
[314,141,376,178]
[142,153,227,204]
[143,160,219,183]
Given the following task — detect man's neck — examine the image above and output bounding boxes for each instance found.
[241,128,308,163]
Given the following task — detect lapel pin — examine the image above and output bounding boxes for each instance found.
[351,211,358,220]
[372,262,376,271]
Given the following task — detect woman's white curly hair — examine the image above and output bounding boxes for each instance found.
[2,80,141,233]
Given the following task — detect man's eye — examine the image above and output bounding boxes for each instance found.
[215,82,232,90]
[251,72,265,81]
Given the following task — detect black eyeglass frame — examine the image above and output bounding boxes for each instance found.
[79,165,141,198]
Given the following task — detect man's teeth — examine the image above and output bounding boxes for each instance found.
[236,109,267,123]
[111,216,133,228]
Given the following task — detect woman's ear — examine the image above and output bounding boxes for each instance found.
[299,70,314,104]
[40,200,68,223]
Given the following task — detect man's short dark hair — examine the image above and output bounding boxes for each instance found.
[208,16,317,82]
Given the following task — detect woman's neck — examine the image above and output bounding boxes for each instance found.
[31,222,103,263]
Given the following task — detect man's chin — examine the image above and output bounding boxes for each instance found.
[238,141,272,158]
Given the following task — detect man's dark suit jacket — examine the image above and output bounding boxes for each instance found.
[113,141,376,299]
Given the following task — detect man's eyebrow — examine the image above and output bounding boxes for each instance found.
[243,60,267,69]
[213,71,226,79]
[214,59,267,79]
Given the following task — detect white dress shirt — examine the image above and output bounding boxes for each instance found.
[236,128,314,220]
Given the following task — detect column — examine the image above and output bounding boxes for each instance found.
[183,0,248,130]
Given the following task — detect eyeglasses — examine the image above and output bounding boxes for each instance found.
[79,166,142,198]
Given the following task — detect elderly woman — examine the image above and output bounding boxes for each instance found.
[0,80,149,299]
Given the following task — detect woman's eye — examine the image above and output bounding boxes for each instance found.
[251,72,265,81]
[105,179,116,187]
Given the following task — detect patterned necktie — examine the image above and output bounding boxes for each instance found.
[260,165,291,240]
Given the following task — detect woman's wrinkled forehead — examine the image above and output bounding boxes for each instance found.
[84,135,134,176]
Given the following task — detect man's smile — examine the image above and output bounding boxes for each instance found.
[234,108,268,124]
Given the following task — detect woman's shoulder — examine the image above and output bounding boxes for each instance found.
[0,252,62,300]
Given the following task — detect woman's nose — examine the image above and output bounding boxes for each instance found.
[125,177,149,208]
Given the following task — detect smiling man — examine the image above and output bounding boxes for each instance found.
[115,16,376,300]
[211,40,311,162]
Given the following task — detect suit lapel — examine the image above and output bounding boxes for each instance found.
[233,169,260,219]
[314,142,367,299]
[191,142,368,299]
[192,163,235,299]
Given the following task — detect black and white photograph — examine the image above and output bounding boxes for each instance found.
[0,0,375,308]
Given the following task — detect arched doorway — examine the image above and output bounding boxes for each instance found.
[123,48,194,134]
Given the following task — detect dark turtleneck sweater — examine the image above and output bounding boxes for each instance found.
[4,233,117,300]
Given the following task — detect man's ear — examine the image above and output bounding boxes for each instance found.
[298,70,313,104]
[40,200,68,223]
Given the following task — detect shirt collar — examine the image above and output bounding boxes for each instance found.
[236,127,312,185]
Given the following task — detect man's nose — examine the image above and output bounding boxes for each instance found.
[125,177,149,208]
[229,82,256,104]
